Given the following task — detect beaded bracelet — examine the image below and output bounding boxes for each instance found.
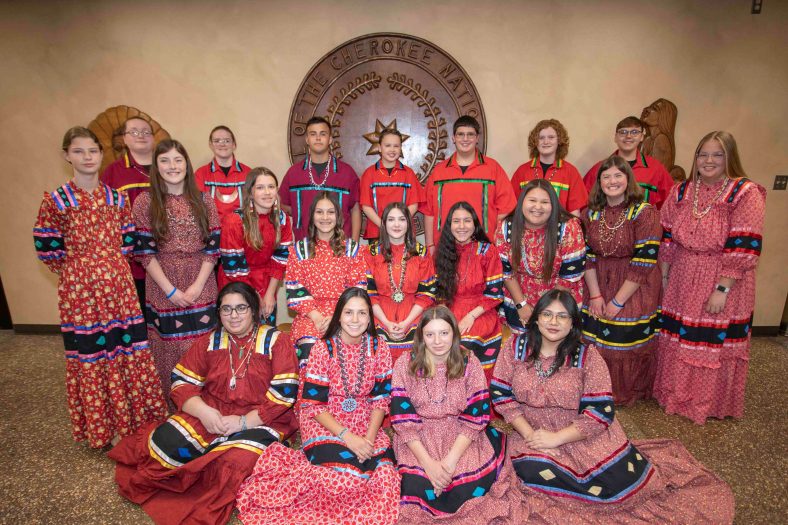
[166,287,177,299]
[611,297,625,308]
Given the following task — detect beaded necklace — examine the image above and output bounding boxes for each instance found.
[307,155,332,187]
[227,326,258,390]
[535,355,559,379]
[520,228,546,278]
[598,206,627,257]
[692,177,729,220]
[387,249,408,303]
[335,335,368,412]
[533,161,558,182]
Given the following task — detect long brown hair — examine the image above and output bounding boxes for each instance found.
[306,191,345,258]
[149,139,209,243]
[409,305,467,379]
[587,156,644,211]
[509,179,572,280]
[241,168,282,250]
[691,131,747,181]
[377,202,419,262]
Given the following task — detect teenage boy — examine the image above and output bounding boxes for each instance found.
[194,125,252,219]
[101,116,155,310]
[583,116,673,209]
[422,115,516,251]
[279,116,361,241]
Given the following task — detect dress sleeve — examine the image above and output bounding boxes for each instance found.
[202,195,221,262]
[132,193,158,268]
[626,205,661,284]
[495,222,514,280]
[493,161,517,217]
[33,194,66,275]
[719,182,766,280]
[269,213,293,280]
[457,356,492,442]
[364,250,381,307]
[414,253,437,309]
[581,212,597,272]
[299,339,331,419]
[390,355,423,444]
[285,246,316,314]
[556,218,586,304]
[658,183,681,265]
[349,249,368,289]
[170,335,211,410]
[490,338,521,423]
[572,346,616,438]
[219,213,250,281]
[479,243,505,313]
[258,332,299,425]
[368,339,393,414]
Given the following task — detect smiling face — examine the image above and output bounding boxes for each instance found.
[695,139,727,184]
[123,118,154,158]
[306,122,331,157]
[449,207,475,244]
[522,187,552,228]
[63,137,103,177]
[209,128,236,162]
[453,125,478,156]
[251,173,277,214]
[339,296,371,342]
[599,166,628,204]
[537,127,558,161]
[156,147,187,194]
[614,126,644,157]
[379,134,402,167]
[385,207,408,243]
[536,299,573,345]
[312,198,337,238]
[219,292,254,336]
[422,318,453,364]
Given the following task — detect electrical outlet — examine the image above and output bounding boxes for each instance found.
[774,175,788,191]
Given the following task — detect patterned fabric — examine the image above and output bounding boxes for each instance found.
[34,182,165,448]
[584,151,674,209]
[654,178,766,424]
[194,157,252,218]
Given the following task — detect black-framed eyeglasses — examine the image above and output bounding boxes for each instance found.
[219,304,250,316]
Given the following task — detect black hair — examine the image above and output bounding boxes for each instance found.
[306,116,332,133]
[453,115,480,135]
[524,288,583,369]
[217,281,261,323]
[323,288,378,341]
[377,202,418,263]
[435,201,490,302]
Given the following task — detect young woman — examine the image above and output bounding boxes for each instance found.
[110,282,298,525]
[391,306,521,523]
[582,156,662,406]
[194,125,252,218]
[34,127,165,448]
[359,128,425,240]
[655,131,766,424]
[365,202,436,362]
[495,178,586,334]
[236,288,398,525]
[284,191,367,370]
[510,118,588,215]
[434,202,504,381]
[491,289,734,523]
[133,139,221,399]
[219,167,292,325]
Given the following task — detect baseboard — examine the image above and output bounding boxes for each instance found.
[13,324,61,334]
[752,325,780,337]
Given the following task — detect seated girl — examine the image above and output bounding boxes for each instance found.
[109,282,299,525]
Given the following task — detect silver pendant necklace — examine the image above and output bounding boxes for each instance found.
[336,336,368,412]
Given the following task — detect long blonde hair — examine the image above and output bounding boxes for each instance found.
[241,168,281,250]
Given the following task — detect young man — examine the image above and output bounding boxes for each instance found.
[583,116,674,209]
[194,125,252,219]
[510,118,587,216]
[422,115,516,250]
[101,116,155,310]
[279,116,361,241]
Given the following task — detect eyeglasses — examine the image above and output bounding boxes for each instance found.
[219,304,250,316]
[455,132,477,139]
[538,310,572,323]
[696,152,725,161]
[212,138,233,145]
[125,130,153,138]
[616,129,643,137]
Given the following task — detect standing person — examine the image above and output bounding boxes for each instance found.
[655,131,765,424]
[583,116,674,209]
[101,116,155,310]
[365,202,436,363]
[434,202,504,381]
[491,289,735,523]
[133,139,221,399]
[422,115,516,252]
[219,167,292,326]
[284,192,366,370]
[236,288,399,525]
[279,116,361,241]
[359,129,424,241]
[109,282,298,525]
[582,156,661,406]
[34,126,165,449]
[495,179,586,334]
[194,125,252,219]
[510,118,587,216]
[391,306,521,523]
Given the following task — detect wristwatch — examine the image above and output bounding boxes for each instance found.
[515,300,528,310]
[716,284,731,294]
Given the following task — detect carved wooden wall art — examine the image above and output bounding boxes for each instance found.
[288,33,487,184]
[87,106,170,173]
[641,98,686,182]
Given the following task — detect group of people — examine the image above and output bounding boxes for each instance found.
[33,110,764,524]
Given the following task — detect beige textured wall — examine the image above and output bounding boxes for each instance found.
[1,0,786,326]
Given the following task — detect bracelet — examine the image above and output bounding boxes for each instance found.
[716,284,731,294]
[166,287,177,299]
[611,298,625,308]
[589,295,602,300]
[240,414,247,431]
[337,427,348,440]
[515,300,528,310]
